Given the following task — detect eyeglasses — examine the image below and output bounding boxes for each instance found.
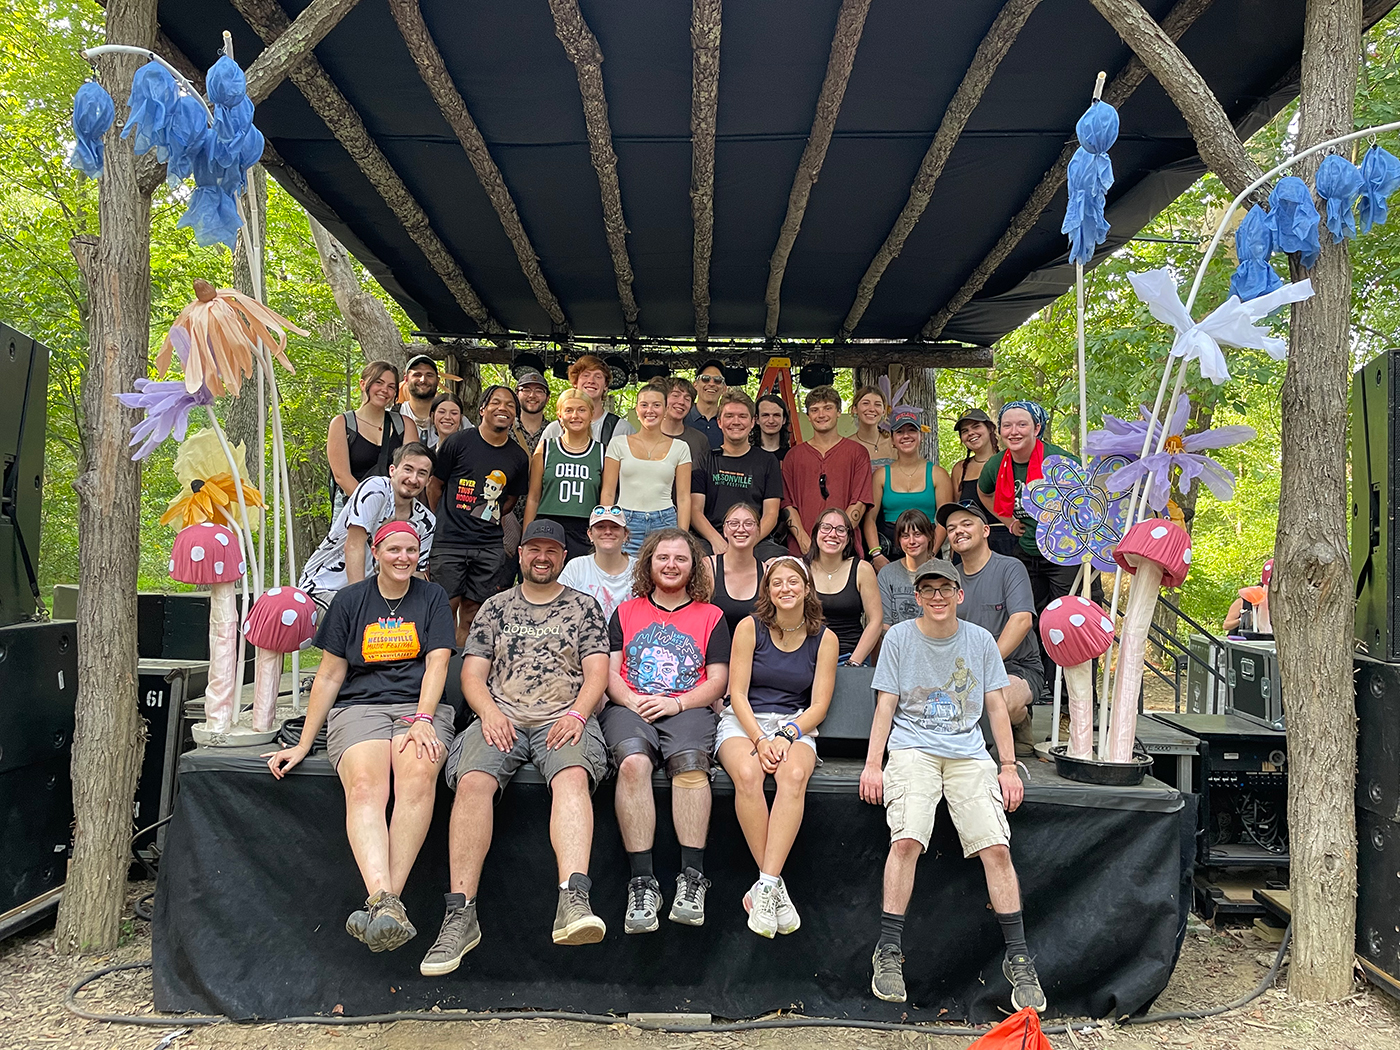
[817,523,848,536]
[819,472,829,499]
[916,584,960,599]
[723,518,756,531]
[696,374,725,385]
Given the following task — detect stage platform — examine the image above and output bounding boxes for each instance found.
[153,740,1194,1023]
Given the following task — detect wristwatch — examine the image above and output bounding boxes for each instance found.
[776,725,798,744]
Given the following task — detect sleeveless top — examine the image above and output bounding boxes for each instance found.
[345,411,403,483]
[815,559,864,654]
[537,437,604,520]
[747,623,824,714]
[880,461,939,525]
[711,554,763,636]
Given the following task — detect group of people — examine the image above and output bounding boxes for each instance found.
[274,355,1101,1011]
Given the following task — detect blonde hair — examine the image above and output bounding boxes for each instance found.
[556,387,594,412]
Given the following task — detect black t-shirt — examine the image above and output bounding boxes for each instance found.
[432,427,531,547]
[694,447,784,530]
[315,576,457,707]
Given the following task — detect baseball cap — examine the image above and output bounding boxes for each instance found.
[514,369,548,391]
[954,407,993,431]
[588,505,630,529]
[521,519,568,548]
[913,558,960,587]
[936,499,992,528]
[405,353,438,373]
[890,407,921,430]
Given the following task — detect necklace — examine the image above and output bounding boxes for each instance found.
[380,584,409,618]
[777,621,804,633]
[561,432,591,454]
[636,433,667,460]
[357,410,383,433]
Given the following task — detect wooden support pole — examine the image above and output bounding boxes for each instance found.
[764,0,872,337]
[839,0,1044,339]
[920,0,1215,341]
[230,0,503,334]
[548,0,641,335]
[690,0,722,344]
[388,0,567,330]
[243,0,364,105]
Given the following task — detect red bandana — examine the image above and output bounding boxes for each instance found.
[993,442,1044,519]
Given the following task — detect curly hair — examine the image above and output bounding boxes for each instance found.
[631,527,712,603]
[752,557,825,638]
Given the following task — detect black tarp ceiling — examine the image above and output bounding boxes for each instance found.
[155,0,1376,353]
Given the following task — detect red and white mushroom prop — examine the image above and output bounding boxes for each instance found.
[242,586,318,732]
[1106,518,1192,762]
[1040,596,1115,760]
[170,522,246,734]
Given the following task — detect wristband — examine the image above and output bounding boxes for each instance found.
[565,710,588,726]
[784,721,803,740]
[869,546,883,557]
[777,726,797,744]
[398,712,433,726]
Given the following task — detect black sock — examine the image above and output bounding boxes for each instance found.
[997,910,1028,957]
[680,845,705,875]
[628,850,654,879]
[878,911,906,950]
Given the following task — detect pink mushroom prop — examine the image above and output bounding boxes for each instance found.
[242,587,318,732]
[1107,519,1192,762]
[169,522,246,735]
[1039,596,1115,760]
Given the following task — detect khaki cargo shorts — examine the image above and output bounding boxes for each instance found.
[882,748,1010,857]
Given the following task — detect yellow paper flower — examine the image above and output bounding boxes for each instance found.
[161,430,264,531]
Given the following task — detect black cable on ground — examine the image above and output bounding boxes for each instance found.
[63,922,1292,1038]
[133,893,155,922]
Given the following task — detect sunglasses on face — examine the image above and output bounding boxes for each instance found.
[696,375,725,384]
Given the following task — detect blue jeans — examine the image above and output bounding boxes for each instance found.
[622,506,678,555]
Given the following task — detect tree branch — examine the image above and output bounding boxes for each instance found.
[690,0,722,343]
[244,0,365,105]
[839,0,1044,340]
[764,0,872,337]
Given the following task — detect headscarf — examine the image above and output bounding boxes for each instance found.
[993,400,1048,519]
[998,400,1048,432]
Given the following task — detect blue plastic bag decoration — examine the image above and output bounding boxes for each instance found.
[1228,204,1283,303]
[1314,153,1364,243]
[69,80,115,178]
[1358,145,1400,234]
[1062,100,1120,265]
[121,61,178,161]
[178,138,245,249]
[1267,176,1322,270]
[164,93,210,187]
[176,54,264,248]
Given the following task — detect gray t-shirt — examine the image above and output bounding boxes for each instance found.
[956,552,1039,675]
[878,558,926,628]
[872,619,1009,760]
[558,554,637,622]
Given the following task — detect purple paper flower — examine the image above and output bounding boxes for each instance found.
[117,378,214,460]
[1097,399,1256,512]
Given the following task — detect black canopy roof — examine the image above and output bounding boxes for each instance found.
[156,0,1365,354]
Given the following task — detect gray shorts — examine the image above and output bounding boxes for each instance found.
[597,703,716,777]
[445,714,610,794]
[325,702,457,769]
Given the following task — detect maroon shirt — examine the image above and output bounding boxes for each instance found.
[780,436,874,556]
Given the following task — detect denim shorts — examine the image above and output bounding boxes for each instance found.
[620,506,678,555]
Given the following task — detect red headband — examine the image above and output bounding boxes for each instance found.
[373,521,420,547]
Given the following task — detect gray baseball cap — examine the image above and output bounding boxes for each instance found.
[913,558,961,586]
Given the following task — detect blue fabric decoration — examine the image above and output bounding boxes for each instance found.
[69,80,115,178]
[178,144,244,249]
[121,61,178,161]
[174,53,263,249]
[204,55,247,108]
[164,94,209,186]
[1061,100,1119,265]
[1314,153,1363,242]
[1267,176,1322,270]
[1358,145,1400,234]
[1228,205,1283,302]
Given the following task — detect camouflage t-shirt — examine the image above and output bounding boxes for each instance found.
[464,585,609,726]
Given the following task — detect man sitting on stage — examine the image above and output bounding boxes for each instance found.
[420,519,612,976]
[859,558,1044,1012]
[601,529,730,932]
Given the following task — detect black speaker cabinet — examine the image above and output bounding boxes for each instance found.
[0,620,77,775]
[0,322,47,628]
[1358,808,1400,991]
[0,751,72,919]
[1353,351,1400,660]
[1356,656,1400,821]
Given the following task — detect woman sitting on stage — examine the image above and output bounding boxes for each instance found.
[265,521,456,954]
[704,500,769,636]
[805,508,883,668]
[717,557,837,938]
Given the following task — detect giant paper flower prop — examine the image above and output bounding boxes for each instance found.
[158,279,305,397]
[1097,398,1257,512]
[116,378,214,460]
[160,430,264,530]
[1021,454,1134,573]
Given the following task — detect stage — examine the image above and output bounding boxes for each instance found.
[152,739,1193,1023]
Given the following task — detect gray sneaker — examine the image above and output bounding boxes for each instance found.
[553,873,606,945]
[419,895,481,976]
[747,882,779,938]
[624,876,663,934]
[668,867,710,926]
[872,943,907,1002]
[774,878,801,935]
[1003,953,1046,1012]
[363,890,416,953]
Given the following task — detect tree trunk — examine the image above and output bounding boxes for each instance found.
[55,0,158,956]
[1275,0,1362,1002]
[307,215,408,370]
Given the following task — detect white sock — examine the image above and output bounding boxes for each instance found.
[758,872,780,888]
[559,880,569,890]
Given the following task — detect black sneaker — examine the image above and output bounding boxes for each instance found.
[624,876,663,934]
[419,895,481,976]
[871,943,907,1002]
[668,867,710,926]
[363,890,417,953]
[553,873,606,945]
[1003,952,1046,1012]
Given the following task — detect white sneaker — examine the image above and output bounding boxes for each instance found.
[747,881,779,938]
[774,878,801,935]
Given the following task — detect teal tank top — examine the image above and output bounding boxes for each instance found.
[537,438,604,519]
[879,461,940,525]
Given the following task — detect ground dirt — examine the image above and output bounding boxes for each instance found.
[3,885,1398,1050]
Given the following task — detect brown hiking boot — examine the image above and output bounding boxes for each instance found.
[1013,710,1038,757]
[363,890,417,953]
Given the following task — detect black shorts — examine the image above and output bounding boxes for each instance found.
[597,703,716,777]
[429,544,509,604]
[1006,659,1046,706]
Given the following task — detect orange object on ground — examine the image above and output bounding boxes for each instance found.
[965,1007,1053,1050]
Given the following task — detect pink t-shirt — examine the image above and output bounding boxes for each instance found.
[780,437,874,556]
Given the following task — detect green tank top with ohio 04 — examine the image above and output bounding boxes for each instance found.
[976,441,1072,556]
[536,438,605,520]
